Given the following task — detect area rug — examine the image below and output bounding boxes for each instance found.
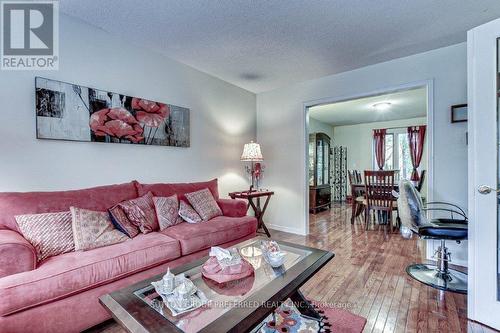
[253,299,366,333]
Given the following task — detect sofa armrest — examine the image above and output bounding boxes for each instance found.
[0,230,36,279]
[217,199,248,218]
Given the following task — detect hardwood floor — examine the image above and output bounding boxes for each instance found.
[271,203,496,333]
[90,203,498,333]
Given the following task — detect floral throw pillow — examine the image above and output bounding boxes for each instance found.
[70,207,128,251]
[178,200,202,224]
[15,211,75,262]
[185,188,223,221]
[153,195,183,230]
[108,205,139,238]
[119,191,159,234]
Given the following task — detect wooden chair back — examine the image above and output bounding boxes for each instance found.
[354,170,362,183]
[348,170,363,185]
[348,170,355,185]
[364,170,395,211]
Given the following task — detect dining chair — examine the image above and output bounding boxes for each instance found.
[349,170,365,222]
[364,170,396,236]
[354,170,362,183]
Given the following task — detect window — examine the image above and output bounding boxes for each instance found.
[398,133,413,180]
[373,129,416,181]
[384,134,394,170]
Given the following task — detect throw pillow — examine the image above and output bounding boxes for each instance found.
[119,191,159,234]
[153,195,183,230]
[70,207,128,251]
[178,200,202,223]
[108,205,139,238]
[185,188,223,221]
[15,211,75,262]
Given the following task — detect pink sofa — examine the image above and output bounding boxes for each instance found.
[0,179,257,333]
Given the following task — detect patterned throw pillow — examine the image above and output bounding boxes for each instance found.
[153,195,183,230]
[185,188,223,221]
[15,211,75,262]
[178,200,202,224]
[108,205,139,238]
[119,191,159,234]
[70,207,128,251]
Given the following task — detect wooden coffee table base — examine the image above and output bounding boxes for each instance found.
[290,290,321,319]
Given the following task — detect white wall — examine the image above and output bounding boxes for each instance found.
[0,15,256,196]
[334,117,428,197]
[309,117,334,140]
[257,43,468,265]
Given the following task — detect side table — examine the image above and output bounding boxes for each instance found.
[228,190,274,237]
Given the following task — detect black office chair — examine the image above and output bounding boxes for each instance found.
[397,180,468,294]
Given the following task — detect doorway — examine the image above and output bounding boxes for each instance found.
[304,81,434,237]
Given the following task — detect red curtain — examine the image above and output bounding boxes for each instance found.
[373,129,387,170]
[407,125,426,181]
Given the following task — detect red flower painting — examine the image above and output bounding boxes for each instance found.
[89,107,144,143]
[132,98,170,128]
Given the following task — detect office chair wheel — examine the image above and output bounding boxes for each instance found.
[406,264,467,294]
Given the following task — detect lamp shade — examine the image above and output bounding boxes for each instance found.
[240,141,263,161]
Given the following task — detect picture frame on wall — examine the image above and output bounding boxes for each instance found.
[35,77,190,147]
[451,103,467,123]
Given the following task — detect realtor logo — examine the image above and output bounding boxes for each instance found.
[1,0,58,70]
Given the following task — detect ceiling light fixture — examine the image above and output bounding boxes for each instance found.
[373,102,392,111]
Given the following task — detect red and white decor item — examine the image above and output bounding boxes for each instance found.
[240,141,265,190]
[201,246,254,283]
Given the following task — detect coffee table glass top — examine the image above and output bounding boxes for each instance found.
[133,238,312,333]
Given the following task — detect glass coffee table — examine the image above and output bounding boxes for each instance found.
[99,237,334,333]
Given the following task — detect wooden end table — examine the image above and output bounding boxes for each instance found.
[229,190,274,237]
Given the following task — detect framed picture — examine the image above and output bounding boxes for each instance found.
[35,77,190,147]
[451,104,467,123]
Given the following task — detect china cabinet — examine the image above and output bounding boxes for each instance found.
[309,133,331,213]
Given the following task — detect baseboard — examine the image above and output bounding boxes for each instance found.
[267,223,307,236]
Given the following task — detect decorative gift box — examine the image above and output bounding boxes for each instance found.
[201,246,254,283]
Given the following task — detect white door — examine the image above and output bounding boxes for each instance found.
[468,17,500,330]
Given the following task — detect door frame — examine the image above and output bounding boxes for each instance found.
[303,80,435,238]
[467,18,500,327]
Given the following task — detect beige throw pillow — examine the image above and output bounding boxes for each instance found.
[15,211,75,262]
[185,188,223,221]
[70,207,128,251]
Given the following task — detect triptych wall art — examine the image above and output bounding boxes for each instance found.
[35,77,190,147]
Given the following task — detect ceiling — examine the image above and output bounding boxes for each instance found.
[60,0,500,93]
[309,87,427,126]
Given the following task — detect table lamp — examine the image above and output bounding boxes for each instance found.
[240,141,263,190]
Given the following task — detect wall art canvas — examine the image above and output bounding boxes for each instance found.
[35,77,190,147]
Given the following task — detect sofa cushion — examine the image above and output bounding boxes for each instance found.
[119,192,159,234]
[71,207,128,251]
[15,211,74,262]
[178,200,202,224]
[185,188,223,221]
[136,179,219,202]
[0,232,181,316]
[153,195,183,230]
[0,181,139,232]
[161,215,258,255]
[108,205,139,238]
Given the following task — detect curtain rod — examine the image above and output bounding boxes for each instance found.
[374,124,426,131]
